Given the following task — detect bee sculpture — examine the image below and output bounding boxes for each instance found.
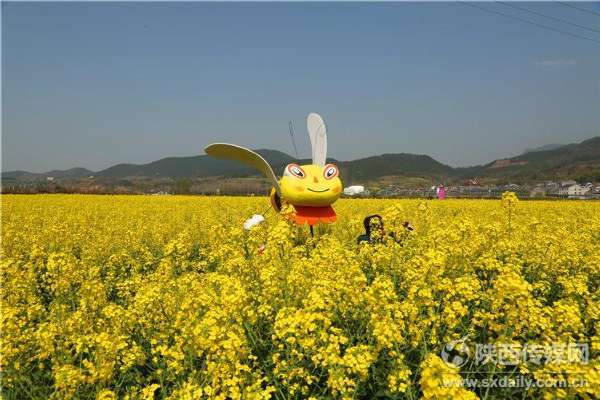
[204,113,342,225]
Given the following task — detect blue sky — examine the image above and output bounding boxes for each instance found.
[3,2,600,172]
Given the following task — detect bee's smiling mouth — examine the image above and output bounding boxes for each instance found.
[307,188,330,193]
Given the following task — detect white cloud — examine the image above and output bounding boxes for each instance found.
[535,58,577,67]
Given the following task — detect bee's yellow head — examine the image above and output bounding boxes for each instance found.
[279,163,342,207]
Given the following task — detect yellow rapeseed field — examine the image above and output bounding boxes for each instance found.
[1,194,599,399]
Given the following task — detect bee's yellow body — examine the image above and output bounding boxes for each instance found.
[270,163,342,225]
[280,164,342,206]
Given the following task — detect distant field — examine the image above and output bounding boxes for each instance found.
[1,195,599,399]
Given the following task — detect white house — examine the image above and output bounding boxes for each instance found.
[561,180,577,187]
[566,184,590,198]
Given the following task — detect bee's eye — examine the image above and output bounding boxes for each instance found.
[323,164,339,180]
[286,164,306,179]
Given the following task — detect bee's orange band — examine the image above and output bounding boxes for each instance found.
[291,205,337,226]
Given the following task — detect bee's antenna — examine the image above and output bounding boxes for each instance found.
[289,120,299,159]
[260,204,272,216]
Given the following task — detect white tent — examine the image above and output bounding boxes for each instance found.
[343,185,365,196]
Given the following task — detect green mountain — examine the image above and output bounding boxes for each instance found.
[473,137,600,182]
[3,137,599,185]
[339,153,454,183]
[522,143,565,154]
[1,167,94,180]
[96,149,297,178]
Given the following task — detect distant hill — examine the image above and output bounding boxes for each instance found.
[2,150,296,180]
[45,168,95,178]
[474,137,600,182]
[1,170,34,179]
[340,153,454,183]
[3,137,599,185]
[2,167,94,180]
[522,143,565,154]
[97,149,297,178]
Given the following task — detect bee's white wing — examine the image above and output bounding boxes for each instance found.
[307,113,327,166]
[204,143,281,194]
